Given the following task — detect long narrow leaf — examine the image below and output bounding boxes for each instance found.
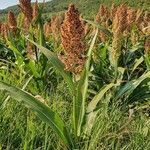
[84,93,112,136]
[87,83,117,113]
[0,81,75,149]
[26,39,74,94]
[84,19,112,36]
[115,71,150,100]
[0,75,33,110]
[83,83,118,136]
[75,29,98,136]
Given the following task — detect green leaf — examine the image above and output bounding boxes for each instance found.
[84,93,112,136]
[129,43,143,52]
[84,19,112,36]
[132,57,144,74]
[117,67,125,83]
[83,82,118,136]
[115,71,150,100]
[7,40,23,57]
[75,29,98,136]
[26,39,74,94]
[144,54,150,70]
[0,81,75,149]
[87,83,116,113]
[28,60,40,78]
[0,75,33,110]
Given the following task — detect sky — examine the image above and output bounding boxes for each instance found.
[0,0,50,9]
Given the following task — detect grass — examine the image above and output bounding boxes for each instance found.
[1,88,150,149]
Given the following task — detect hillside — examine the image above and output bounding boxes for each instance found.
[0,0,150,21]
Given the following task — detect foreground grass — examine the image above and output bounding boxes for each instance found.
[0,96,150,149]
[0,71,150,150]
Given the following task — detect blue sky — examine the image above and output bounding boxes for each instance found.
[0,0,50,9]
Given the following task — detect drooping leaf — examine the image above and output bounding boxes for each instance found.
[0,75,33,110]
[131,57,144,74]
[84,19,112,36]
[115,71,150,100]
[87,83,117,113]
[0,81,75,149]
[26,39,74,94]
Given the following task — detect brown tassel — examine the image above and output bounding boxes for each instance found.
[7,11,17,34]
[19,0,33,31]
[60,4,86,74]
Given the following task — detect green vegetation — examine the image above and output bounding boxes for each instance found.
[0,0,150,21]
[0,0,150,149]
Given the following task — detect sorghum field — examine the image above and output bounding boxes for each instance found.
[0,0,150,150]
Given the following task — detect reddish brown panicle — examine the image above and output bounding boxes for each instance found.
[51,15,63,42]
[26,42,36,60]
[135,9,144,30]
[32,0,39,21]
[143,11,150,28]
[7,11,17,34]
[112,4,128,35]
[60,4,86,74]
[19,0,33,31]
[145,38,150,55]
[44,21,51,39]
[111,3,117,21]
[1,23,8,39]
[19,0,33,21]
[127,7,136,31]
[96,4,110,42]
[96,4,110,24]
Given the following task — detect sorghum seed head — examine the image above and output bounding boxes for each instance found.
[111,3,117,21]
[143,11,150,28]
[60,4,86,74]
[135,9,144,30]
[96,4,110,24]
[19,0,33,31]
[112,4,128,35]
[44,21,51,39]
[32,0,39,21]
[96,4,110,42]
[51,15,63,41]
[26,42,36,60]
[19,0,33,21]
[111,4,128,67]
[145,38,150,55]
[7,11,17,33]
[127,7,136,30]
[1,23,8,39]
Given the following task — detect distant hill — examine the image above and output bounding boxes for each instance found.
[0,0,150,22]
[0,5,19,14]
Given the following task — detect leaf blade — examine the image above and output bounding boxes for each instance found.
[0,81,74,149]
